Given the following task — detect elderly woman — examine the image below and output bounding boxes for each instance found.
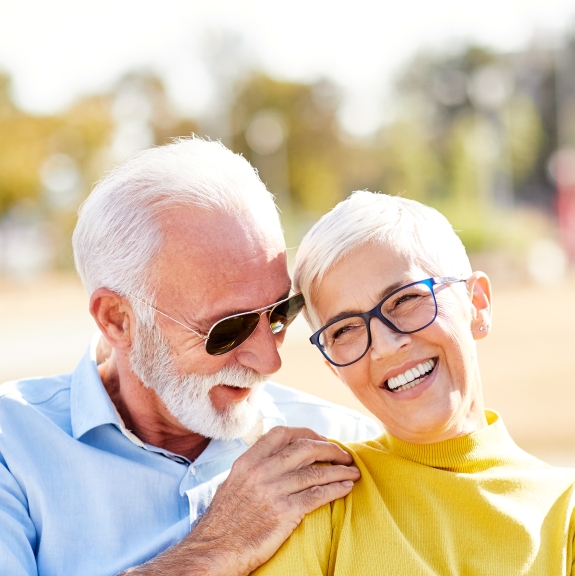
[253,191,575,575]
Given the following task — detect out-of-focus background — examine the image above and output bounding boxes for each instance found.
[1,1,574,463]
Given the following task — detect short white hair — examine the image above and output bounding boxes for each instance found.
[294,191,472,330]
[73,138,281,300]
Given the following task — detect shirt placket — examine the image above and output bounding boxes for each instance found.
[183,467,231,529]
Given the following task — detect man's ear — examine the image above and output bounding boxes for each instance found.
[466,272,492,340]
[89,288,135,350]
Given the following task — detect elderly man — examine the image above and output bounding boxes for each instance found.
[0,139,379,576]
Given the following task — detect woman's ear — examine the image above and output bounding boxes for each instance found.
[89,288,135,350]
[466,272,492,340]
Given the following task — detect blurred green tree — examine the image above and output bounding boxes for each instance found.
[0,73,114,270]
[376,45,547,251]
[230,74,344,222]
[0,74,57,217]
[0,41,561,276]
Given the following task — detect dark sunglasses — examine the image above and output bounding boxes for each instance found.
[129,293,305,356]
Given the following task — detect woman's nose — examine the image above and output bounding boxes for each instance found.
[368,317,411,360]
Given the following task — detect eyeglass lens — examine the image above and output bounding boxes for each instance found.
[205,294,305,356]
[318,281,436,366]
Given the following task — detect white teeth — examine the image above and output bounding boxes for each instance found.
[387,358,436,391]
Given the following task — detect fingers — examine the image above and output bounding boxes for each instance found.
[243,426,328,462]
[196,427,360,575]
[282,462,360,493]
[288,478,356,515]
[244,426,354,471]
[233,427,356,492]
[271,437,354,470]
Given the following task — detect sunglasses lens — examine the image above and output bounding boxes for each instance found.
[204,294,305,356]
[205,313,260,356]
[269,293,305,334]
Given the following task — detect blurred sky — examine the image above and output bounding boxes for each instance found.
[1,0,574,135]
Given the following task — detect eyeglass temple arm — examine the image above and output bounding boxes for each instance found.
[434,276,467,284]
[126,294,208,340]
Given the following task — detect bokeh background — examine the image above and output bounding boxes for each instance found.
[1,1,574,463]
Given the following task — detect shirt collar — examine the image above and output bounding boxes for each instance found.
[70,335,287,448]
[70,334,122,440]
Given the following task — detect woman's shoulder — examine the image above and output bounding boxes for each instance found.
[250,499,334,575]
[332,434,388,456]
[330,435,393,473]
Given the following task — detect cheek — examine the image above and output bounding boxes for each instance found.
[347,356,390,399]
[433,312,476,381]
[169,337,206,367]
[435,298,473,341]
[171,342,229,376]
[337,363,369,395]
[274,331,287,348]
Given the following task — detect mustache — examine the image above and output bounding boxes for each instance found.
[182,364,268,390]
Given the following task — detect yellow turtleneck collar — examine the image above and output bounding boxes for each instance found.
[376,410,531,473]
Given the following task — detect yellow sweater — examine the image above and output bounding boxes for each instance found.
[254,411,575,575]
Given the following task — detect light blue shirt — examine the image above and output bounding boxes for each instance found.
[0,338,380,576]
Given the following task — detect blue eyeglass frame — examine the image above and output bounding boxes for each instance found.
[309,276,467,367]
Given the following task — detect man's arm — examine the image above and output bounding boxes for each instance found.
[0,455,39,576]
[121,426,359,576]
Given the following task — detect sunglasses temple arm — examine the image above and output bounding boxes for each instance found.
[128,295,208,341]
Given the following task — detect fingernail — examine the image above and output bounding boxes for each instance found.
[341,480,354,487]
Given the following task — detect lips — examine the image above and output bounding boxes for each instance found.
[209,384,252,410]
[383,358,437,393]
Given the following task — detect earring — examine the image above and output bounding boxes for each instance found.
[479,326,485,331]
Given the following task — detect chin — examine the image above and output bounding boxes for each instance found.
[176,386,264,441]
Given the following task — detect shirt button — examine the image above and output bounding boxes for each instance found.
[189,466,196,476]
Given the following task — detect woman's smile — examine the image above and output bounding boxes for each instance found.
[269,191,575,576]
[312,241,490,443]
[382,357,438,393]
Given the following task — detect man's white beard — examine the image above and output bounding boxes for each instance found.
[129,321,267,441]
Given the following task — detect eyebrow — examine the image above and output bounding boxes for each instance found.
[322,280,406,326]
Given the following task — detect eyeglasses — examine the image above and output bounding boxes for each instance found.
[310,277,467,367]
[129,293,305,356]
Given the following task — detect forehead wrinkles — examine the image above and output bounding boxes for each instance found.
[152,206,284,276]
[147,218,289,334]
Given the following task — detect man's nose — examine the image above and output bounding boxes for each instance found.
[368,317,411,361]
[232,313,282,375]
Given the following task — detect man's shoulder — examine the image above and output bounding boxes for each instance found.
[263,381,381,442]
[263,381,359,411]
[0,373,72,425]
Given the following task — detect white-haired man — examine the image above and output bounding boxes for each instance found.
[0,139,379,576]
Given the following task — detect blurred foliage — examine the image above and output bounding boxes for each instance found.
[230,75,344,215]
[0,40,566,274]
[369,46,552,251]
[0,74,112,217]
[0,74,56,215]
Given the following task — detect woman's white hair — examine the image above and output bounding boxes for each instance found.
[294,191,473,330]
[73,137,280,304]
